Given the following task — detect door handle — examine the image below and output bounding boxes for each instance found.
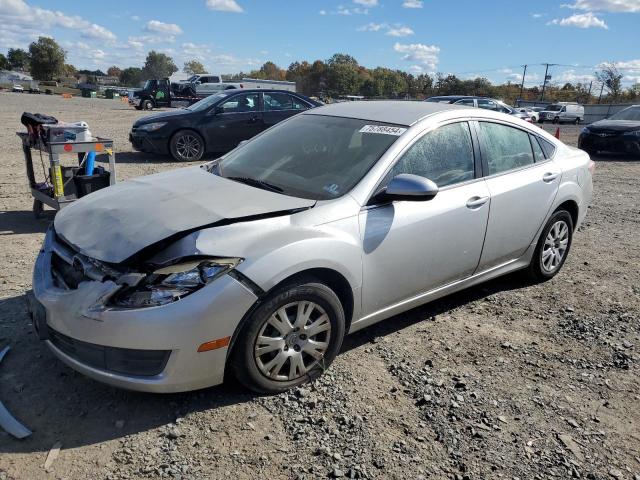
[543,172,559,182]
[466,196,489,209]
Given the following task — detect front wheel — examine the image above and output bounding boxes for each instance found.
[526,210,574,282]
[230,281,346,394]
[141,99,153,110]
[169,130,205,161]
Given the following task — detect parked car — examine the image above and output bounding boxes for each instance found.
[12,84,24,93]
[538,102,584,124]
[425,95,531,121]
[578,105,640,157]
[515,107,539,123]
[31,101,594,394]
[130,89,322,161]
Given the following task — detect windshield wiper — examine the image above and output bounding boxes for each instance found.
[226,176,284,193]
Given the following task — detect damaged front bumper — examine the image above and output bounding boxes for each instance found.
[30,228,259,393]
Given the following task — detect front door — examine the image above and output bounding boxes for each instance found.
[475,121,561,270]
[203,92,262,151]
[359,121,490,316]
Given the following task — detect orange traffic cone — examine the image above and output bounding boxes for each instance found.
[554,127,560,139]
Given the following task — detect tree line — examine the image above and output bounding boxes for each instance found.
[2,36,638,104]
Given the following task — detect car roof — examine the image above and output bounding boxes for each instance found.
[304,100,464,126]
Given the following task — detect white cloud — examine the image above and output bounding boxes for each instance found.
[145,20,183,35]
[358,22,414,36]
[354,0,378,5]
[564,0,640,13]
[336,6,369,15]
[319,9,327,15]
[402,0,424,7]
[357,22,386,31]
[532,13,544,18]
[387,26,414,36]
[0,0,117,47]
[548,12,608,28]
[394,42,440,71]
[609,59,640,71]
[131,15,140,21]
[206,0,243,13]
[554,69,596,83]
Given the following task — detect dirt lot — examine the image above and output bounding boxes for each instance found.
[0,91,638,480]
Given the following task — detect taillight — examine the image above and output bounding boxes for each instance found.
[588,160,596,176]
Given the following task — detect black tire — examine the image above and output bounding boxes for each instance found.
[33,199,44,219]
[574,117,580,125]
[552,117,560,124]
[169,130,205,162]
[526,210,574,282]
[141,99,153,110]
[230,280,346,394]
[134,105,142,110]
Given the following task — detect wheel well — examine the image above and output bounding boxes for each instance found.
[275,268,355,331]
[556,200,579,227]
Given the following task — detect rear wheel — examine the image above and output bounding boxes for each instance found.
[526,210,573,282]
[141,99,153,110]
[230,281,346,394]
[552,117,560,124]
[169,130,205,161]
[574,117,580,125]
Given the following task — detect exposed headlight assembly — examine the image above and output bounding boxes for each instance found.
[623,130,640,137]
[136,122,167,132]
[111,258,242,308]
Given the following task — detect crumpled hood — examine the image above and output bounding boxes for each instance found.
[588,119,640,132]
[54,166,315,264]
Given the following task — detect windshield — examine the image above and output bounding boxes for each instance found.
[216,114,403,200]
[545,105,563,112]
[186,75,198,82]
[143,80,153,90]
[186,92,231,112]
[609,106,640,121]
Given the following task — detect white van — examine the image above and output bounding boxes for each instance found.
[539,102,585,124]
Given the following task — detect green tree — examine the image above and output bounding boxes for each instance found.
[250,61,286,80]
[141,51,177,80]
[119,67,144,86]
[0,53,9,70]
[595,63,623,100]
[325,54,361,96]
[28,37,65,80]
[7,48,30,71]
[183,60,206,75]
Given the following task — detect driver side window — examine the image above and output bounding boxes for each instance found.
[389,122,476,188]
[220,93,259,113]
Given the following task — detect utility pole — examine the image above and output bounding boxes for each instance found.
[519,64,527,101]
[540,63,557,102]
[598,83,604,104]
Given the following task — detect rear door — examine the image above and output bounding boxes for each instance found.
[475,121,561,270]
[202,92,262,151]
[262,92,312,130]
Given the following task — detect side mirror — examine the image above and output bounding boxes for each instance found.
[383,174,439,201]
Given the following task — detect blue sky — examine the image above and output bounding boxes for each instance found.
[1,0,639,85]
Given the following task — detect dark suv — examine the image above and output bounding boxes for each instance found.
[130,89,322,161]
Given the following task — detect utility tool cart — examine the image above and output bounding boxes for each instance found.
[18,133,116,218]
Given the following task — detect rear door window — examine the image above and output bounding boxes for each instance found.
[530,135,546,162]
[477,99,499,111]
[478,122,535,175]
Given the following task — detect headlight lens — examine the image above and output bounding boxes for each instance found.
[623,129,640,137]
[111,258,242,308]
[581,127,590,134]
[137,122,167,132]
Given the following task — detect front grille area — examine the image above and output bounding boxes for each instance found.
[48,327,171,377]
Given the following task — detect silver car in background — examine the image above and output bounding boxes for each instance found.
[30,101,594,394]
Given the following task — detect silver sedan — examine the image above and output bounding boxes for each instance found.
[30,101,594,394]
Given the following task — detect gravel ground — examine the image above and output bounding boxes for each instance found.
[0,91,638,480]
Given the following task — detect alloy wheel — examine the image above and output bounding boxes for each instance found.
[541,220,569,273]
[254,301,331,381]
[175,134,201,160]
